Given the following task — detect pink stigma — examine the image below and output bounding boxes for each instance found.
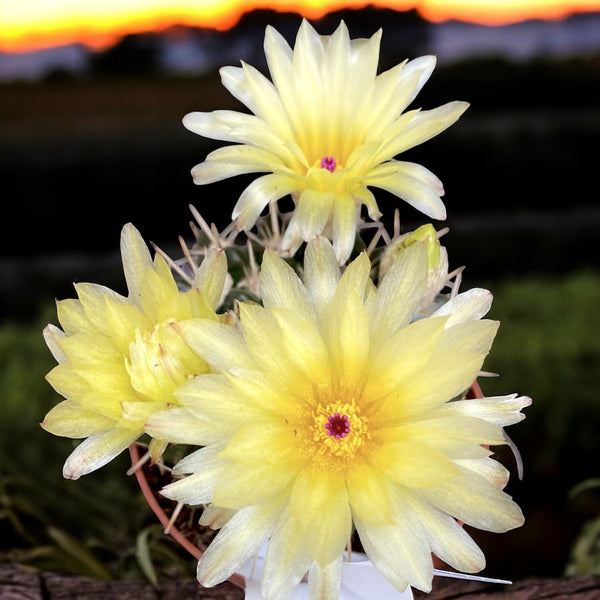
[325,412,350,439]
[320,156,337,172]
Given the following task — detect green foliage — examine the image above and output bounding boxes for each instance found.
[566,479,600,576]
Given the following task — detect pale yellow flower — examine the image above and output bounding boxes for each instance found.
[183,20,468,264]
[41,223,227,479]
[147,238,529,599]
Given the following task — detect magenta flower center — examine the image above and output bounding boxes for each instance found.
[325,412,350,439]
[320,156,337,172]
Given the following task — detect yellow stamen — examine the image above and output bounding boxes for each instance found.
[295,396,370,472]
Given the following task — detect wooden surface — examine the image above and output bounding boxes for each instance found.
[1,563,599,599]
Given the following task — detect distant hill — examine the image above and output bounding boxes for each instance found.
[1,6,599,82]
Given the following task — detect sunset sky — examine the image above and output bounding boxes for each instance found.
[1,0,600,52]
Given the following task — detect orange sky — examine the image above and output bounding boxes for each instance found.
[1,0,600,52]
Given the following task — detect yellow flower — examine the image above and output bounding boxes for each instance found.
[148,238,530,598]
[183,20,468,263]
[41,223,226,480]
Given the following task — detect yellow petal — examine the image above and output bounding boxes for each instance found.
[46,363,89,402]
[271,307,332,385]
[239,303,302,384]
[220,421,300,467]
[402,489,485,574]
[393,415,504,458]
[260,249,316,324]
[431,287,493,327]
[367,56,435,139]
[213,461,296,509]
[303,237,340,327]
[41,400,114,438]
[366,316,447,404]
[62,427,140,480]
[162,445,229,505]
[263,508,313,600]
[295,189,335,239]
[370,242,427,343]
[372,440,458,488]
[43,324,67,364]
[74,282,125,336]
[308,556,343,600]
[144,406,229,446]
[198,505,235,529]
[331,193,358,264]
[192,145,288,184]
[194,248,228,311]
[197,498,284,587]
[104,298,149,355]
[421,467,525,533]
[347,462,394,526]
[56,298,94,336]
[399,319,499,413]
[233,173,299,230]
[329,289,369,386]
[367,161,446,219]
[378,101,469,159]
[290,469,351,566]
[354,508,432,593]
[175,373,265,425]
[441,394,532,427]
[120,222,153,302]
[180,318,255,372]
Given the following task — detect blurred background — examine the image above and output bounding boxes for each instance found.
[1,0,599,588]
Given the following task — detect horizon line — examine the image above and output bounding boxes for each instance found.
[1,2,598,54]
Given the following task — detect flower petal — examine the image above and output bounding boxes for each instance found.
[367,56,436,139]
[41,400,114,438]
[233,173,299,230]
[355,507,432,593]
[372,439,458,488]
[332,193,359,264]
[421,467,525,533]
[366,161,446,220]
[398,319,499,413]
[162,445,229,505]
[290,469,351,567]
[431,288,493,327]
[371,242,428,343]
[260,250,316,324]
[439,394,533,427]
[43,323,68,362]
[271,307,332,385]
[347,462,394,526]
[62,427,140,480]
[120,223,153,302]
[180,318,255,372]
[366,316,447,402]
[144,406,230,446]
[303,237,340,326]
[308,556,343,600]
[263,509,313,600]
[197,498,284,587]
[403,489,485,574]
[377,101,469,160]
[294,189,335,240]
